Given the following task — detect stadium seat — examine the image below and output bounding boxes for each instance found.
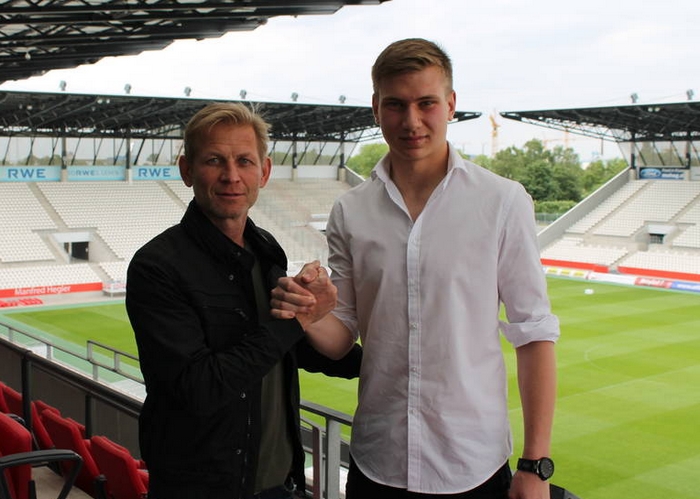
[90,435,148,499]
[0,412,83,499]
[0,382,9,413]
[41,410,100,496]
[0,384,55,451]
[0,412,32,499]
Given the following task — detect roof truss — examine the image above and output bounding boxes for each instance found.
[0,1,390,83]
[501,102,700,142]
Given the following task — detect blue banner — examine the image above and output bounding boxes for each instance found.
[0,166,61,181]
[132,165,181,181]
[670,281,700,294]
[639,168,687,180]
[67,165,125,181]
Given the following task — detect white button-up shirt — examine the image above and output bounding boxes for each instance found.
[327,144,560,493]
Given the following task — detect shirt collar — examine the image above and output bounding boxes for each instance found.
[181,199,285,270]
[370,142,468,185]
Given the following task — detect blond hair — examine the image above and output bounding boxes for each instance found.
[183,102,271,162]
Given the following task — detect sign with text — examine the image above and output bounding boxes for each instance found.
[0,166,61,181]
[132,165,180,180]
[639,168,687,180]
[67,165,125,181]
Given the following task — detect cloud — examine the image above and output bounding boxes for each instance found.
[2,0,699,159]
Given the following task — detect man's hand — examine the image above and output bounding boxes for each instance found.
[509,471,550,499]
[271,261,355,359]
[270,261,337,330]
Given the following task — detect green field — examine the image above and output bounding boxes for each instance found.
[2,277,699,499]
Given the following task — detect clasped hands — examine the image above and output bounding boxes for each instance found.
[270,260,336,331]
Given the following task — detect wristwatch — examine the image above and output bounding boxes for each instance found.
[516,457,555,480]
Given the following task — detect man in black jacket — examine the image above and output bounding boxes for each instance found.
[126,103,360,499]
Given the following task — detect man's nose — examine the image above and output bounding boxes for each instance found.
[402,104,421,128]
[221,160,241,181]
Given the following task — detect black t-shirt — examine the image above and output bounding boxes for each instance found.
[251,251,294,492]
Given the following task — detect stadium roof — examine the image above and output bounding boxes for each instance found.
[0,0,390,84]
[501,101,700,143]
[0,90,481,142]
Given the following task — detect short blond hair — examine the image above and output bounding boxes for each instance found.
[183,102,271,162]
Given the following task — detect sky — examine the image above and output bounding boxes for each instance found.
[2,0,699,163]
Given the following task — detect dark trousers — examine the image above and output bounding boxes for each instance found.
[345,457,512,499]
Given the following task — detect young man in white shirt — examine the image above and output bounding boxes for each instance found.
[272,38,560,499]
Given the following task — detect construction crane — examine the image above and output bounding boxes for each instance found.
[489,112,500,157]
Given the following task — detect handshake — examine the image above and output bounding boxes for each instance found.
[270,260,354,360]
[270,260,337,331]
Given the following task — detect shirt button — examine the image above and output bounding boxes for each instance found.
[240,392,246,399]
[228,274,234,281]
[235,448,243,455]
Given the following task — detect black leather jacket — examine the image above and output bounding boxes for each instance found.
[126,200,360,499]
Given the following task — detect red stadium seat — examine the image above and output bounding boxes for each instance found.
[0,384,55,451]
[0,410,84,499]
[90,435,148,499]
[0,382,10,413]
[0,412,33,499]
[0,383,22,416]
[41,410,100,496]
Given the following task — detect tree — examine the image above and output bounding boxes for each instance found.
[486,139,586,202]
[490,145,527,180]
[521,160,557,201]
[550,145,583,201]
[581,157,628,195]
[346,143,389,177]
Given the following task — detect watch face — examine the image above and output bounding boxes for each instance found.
[539,457,555,479]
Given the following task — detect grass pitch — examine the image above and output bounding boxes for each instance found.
[2,277,699,499]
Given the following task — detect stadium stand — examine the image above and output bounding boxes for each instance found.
[0,264,102,294]
[540,237,629,268]
[38,182,184,261]
[566,180,648,234]
[0,178,352,299]
[0,184,57,263]
[541,179,700,276]
[593,180,700,237]
[618,247,700,275]
[2,176,699,298]
[673,201,700,249]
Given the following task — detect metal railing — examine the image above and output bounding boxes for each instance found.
[0,318,352,499]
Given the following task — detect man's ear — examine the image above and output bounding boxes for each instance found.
[260,156,272,188]
[178,155,193,187]
[372,93,379,124]
[447,90,456,121]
